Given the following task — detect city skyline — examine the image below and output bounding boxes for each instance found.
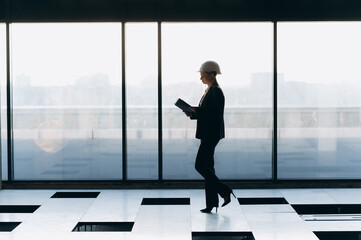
[10,71,361,108]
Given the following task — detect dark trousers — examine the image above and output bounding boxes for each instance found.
[195,138,230,208]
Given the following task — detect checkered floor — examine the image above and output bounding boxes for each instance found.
[0,188,361,240]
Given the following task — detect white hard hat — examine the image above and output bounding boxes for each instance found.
[199,61,221,75]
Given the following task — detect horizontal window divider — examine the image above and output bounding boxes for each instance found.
[2,180,361,189]
[2,0,361,22]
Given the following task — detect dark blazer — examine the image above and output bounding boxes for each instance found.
[190,85,225,140]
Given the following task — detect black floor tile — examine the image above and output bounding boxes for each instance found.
[141,198,190,205]
[51,192,100,198]
[0,222,21,232]
[0,205,40,213]
[192,232,255,240]
[237,197,288,205]
[292,204,361,215]
[72,222,134,232]
[314,231,361,240]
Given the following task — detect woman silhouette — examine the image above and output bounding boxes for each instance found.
[185,61,235,213]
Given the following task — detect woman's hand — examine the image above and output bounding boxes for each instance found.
[189,107,197,112]
[183,111,191,117]
[184,107,196,117]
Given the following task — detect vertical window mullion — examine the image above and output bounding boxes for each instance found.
[122,22,127,181]
[272,21,278,182]
[6,22,13,182]
[158,21,163,182]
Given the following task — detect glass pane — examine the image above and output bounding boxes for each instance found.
[0,23,7,180]
[126,23,158,180]
[278,22,361,179]
[11,23,122,180]
[162,23,273,179]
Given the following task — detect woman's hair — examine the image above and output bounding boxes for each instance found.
[205,71,217,77]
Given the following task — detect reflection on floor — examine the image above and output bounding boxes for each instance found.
[0,189,361,239]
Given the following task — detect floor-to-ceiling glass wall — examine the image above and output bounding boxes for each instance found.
[278,22,361,179]
[5,20,361,182]
[162,23,273,179]
[126,23,158,179]
[11,23,122,180]
[0,23,7,180]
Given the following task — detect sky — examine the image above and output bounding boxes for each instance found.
[1,22,361,88]
[10,23,122,86]
[7,22,272,87]
[278,22,361,85]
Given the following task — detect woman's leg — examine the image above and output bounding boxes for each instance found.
[205,158,219,207]
[195,139,231,198]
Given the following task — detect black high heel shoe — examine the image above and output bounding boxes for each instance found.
[200,206,218,213]
[221,191,236,207]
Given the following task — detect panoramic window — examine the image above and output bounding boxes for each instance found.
[278,22,361,179]
[11,23,122,180]
[162,22,273,179]
[126,23,158,179]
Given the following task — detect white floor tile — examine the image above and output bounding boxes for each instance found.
[142,189,190,198]
[131,205,191,240]
[13,214,82,233]
[0,190,55,205]
[249,220,311,232]
[280,189,337,204]
[80,190,144,222]
[234,189,283,198]
[0,214,32,222]
[13,198,95,233]
[252,231,319,240]
[243,211,302,223]
[4,232,70,240]
[0,233,10,240]
[190,190,250,232]
[306,220,361,231]
[242,204,312,234]
[66,232,130,240]
[324,188,361,204]
[241,204,296,214]
[34,199,95,215]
